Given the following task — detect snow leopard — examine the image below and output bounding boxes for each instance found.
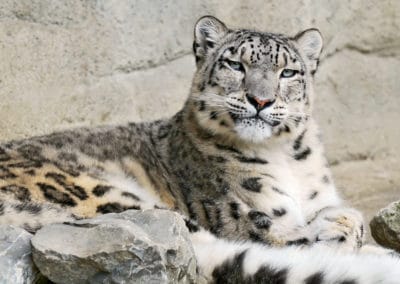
[0,15,399,283]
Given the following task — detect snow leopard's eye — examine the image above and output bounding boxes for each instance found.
[280,69,298,78]
[226,60,244,72]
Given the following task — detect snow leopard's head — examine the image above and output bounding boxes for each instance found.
[190,16,322,144]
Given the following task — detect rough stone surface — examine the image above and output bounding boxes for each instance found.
[31,209,197,284]
[0,0,399,242]
[0,225,41,283]
[370,201,400,252]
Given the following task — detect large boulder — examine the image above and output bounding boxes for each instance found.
[370,200,400,252]
[0,225,42,283]
[31,209,197,284]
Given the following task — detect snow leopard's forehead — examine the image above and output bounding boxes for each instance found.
[215,30,305,70]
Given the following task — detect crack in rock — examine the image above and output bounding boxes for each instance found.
[321,43,400,63]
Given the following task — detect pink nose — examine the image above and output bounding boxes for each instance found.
[254,97,272,107]
[246,94,276,111]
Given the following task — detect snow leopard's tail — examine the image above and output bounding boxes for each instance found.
[191,230,400,284]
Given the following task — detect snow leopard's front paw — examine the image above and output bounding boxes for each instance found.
[310,207,365,251]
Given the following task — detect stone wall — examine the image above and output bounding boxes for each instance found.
[0,0,399,238]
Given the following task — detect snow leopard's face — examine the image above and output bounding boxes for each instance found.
[191,16,322,143]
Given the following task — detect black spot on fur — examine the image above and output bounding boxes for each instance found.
[208,155,227,163]
[45,172,88,200]
[45,172,67,185]
[0,202,4,215]
[0,147,10,161]
[14,203,42,214]
[305,272,324,284]
[185,219,200,233]
[339,280,357,284]
[294,147,312,160]
[309,191,318,200]
[215,144,242,155]
[272,208,287,217]
[261,173,275,180]
[241,177,262,192]
[198,81,205,91]
[157,124,171,140]
[0,185,31,202]
[220,120,228,127]
[0,166,16,179]
[272,187,287,195]
[54,162,81,177]
[201,199,214,225]
[58,152,78,162]
[210,111,218,120]
[121,192,141,201]
[252,265,288,284]
[248,210,272,230]
[198,100,206,111]
[286,238,309,246]
[293,130,306,150]
[236,156,268,164]
[212,250,247,283]
[65,184,88,200]
[186,201,198,221]
[206,41,215,49]
[249,230,267,244]
[16,144,43,160]
[92,185,112,197]
[212,249,287,283]
[229,202,241,220]
[210,207,223,236]
[24,169,36,176]
[8,160,42,168]
[37,183,76,207]
[96,202,140,214]
[322,175,330,184]
[283,125,291,133]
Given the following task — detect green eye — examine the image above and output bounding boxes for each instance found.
[226,60,244,72]
[280,69,298,78]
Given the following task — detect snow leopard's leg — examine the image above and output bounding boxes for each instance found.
[307,206,365,251]
[191,229,400,283]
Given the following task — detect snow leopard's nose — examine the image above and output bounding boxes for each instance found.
[246,94,275,111]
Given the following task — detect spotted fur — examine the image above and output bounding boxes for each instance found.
[1,16,399,282]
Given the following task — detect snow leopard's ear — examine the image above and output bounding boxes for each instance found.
[193,16,228,66]
[294,29,323,74]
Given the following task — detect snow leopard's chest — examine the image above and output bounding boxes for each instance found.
[225,146,338,229]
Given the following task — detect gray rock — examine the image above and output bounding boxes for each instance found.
[31,209,197,284]
[370,200,400,251]
[0,225,41,283]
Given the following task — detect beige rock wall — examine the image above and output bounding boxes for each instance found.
[0,0,399,239]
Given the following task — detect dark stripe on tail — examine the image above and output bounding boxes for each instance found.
[236,156,268,164]
[305,272,324,284]
[212,249,288,283]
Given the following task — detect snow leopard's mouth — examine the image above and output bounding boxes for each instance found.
[230,113,281,127]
